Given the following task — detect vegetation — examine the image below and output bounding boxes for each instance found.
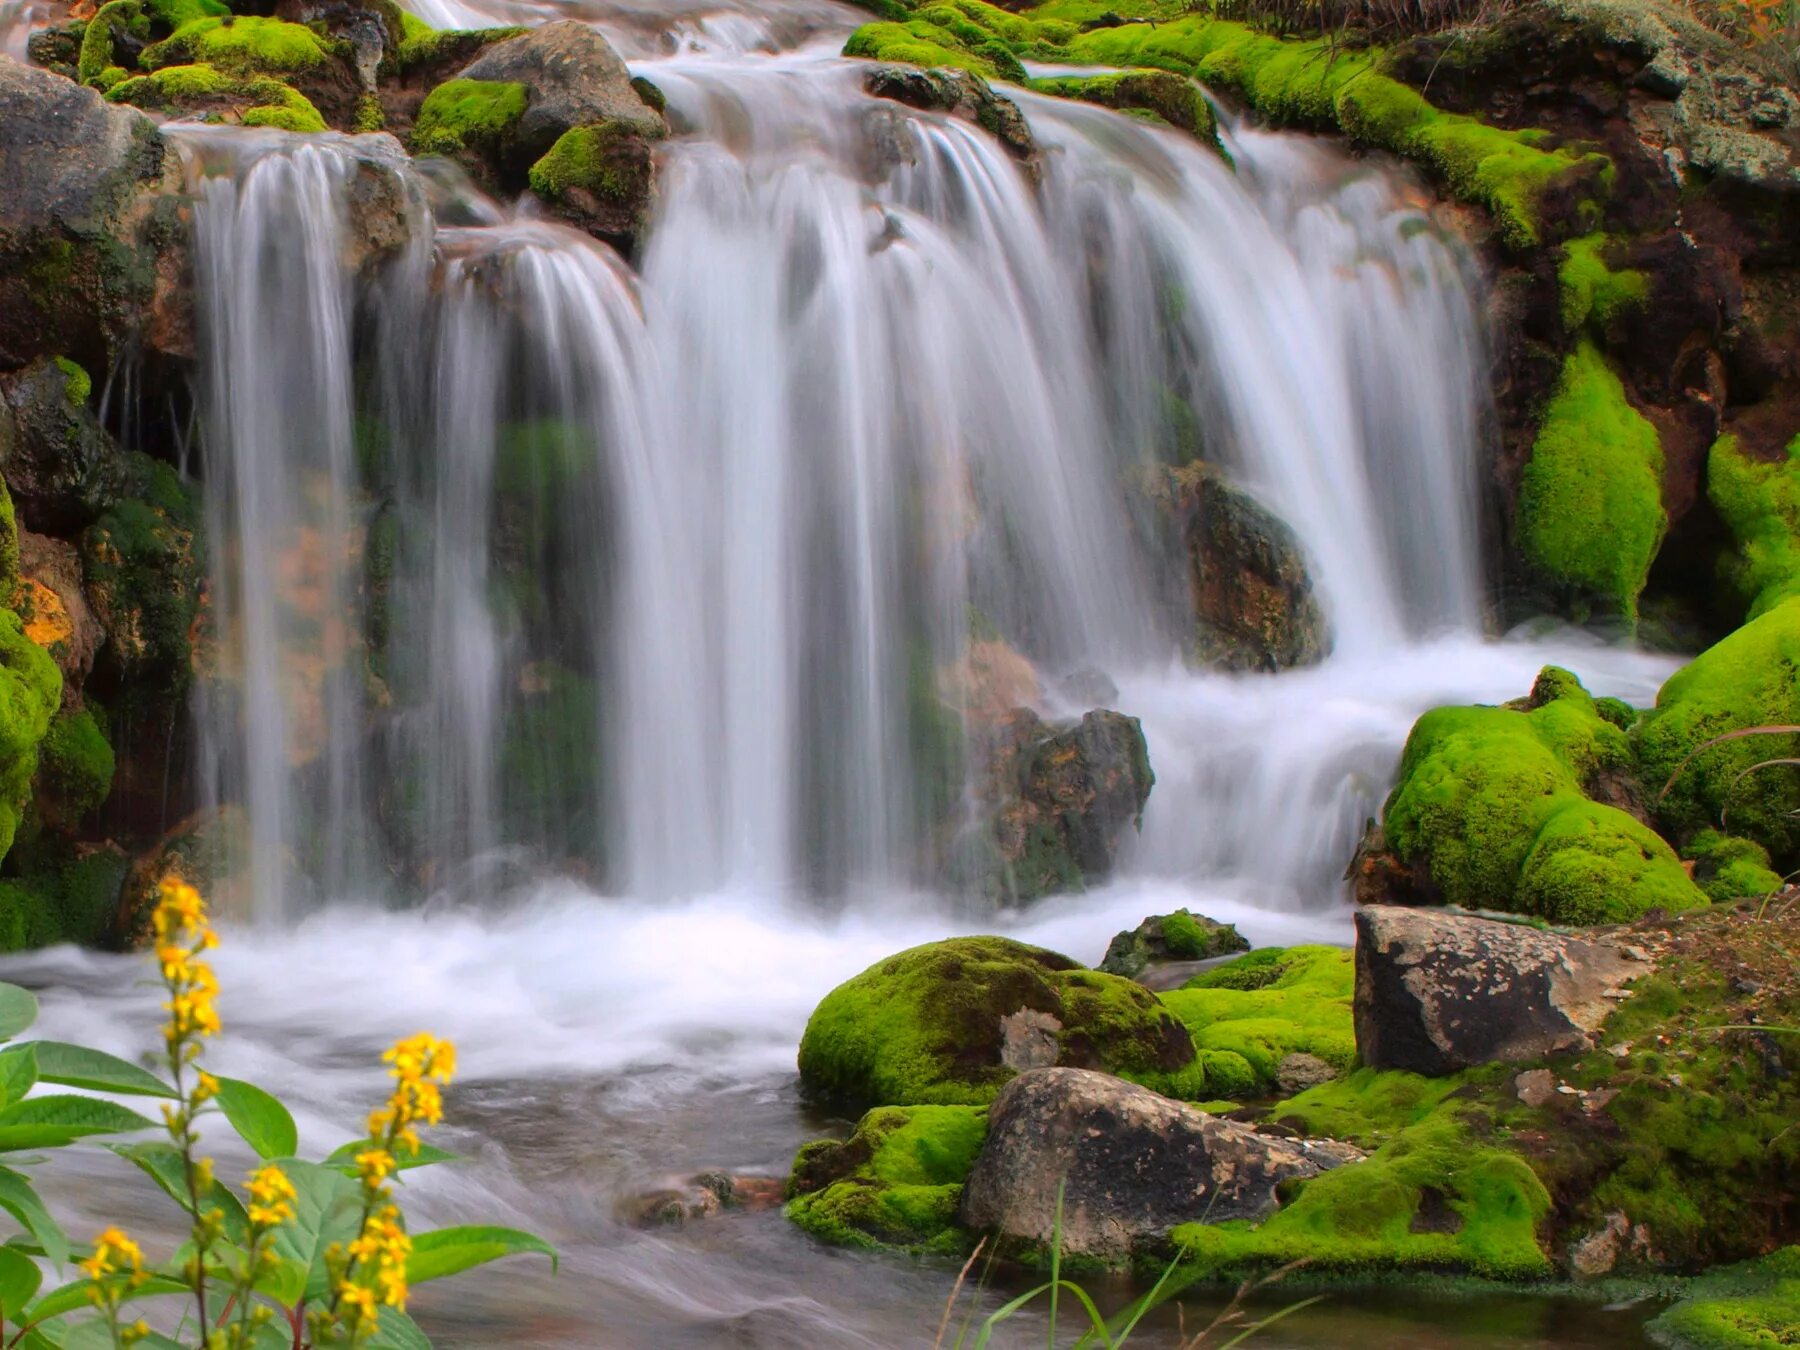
[1708,433,1800,619]
[410,79,528,157]
[1159,947,1355,1097]
[528,123,655,205]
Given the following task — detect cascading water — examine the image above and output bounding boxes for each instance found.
[3,9,1684,1344]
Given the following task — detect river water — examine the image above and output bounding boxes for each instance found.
[4,0,1688,1340]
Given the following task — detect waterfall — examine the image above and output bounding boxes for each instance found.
[182,50,1492,916]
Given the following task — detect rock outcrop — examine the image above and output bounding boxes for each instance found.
[1354,905,1650,1075]
[1098,909,1250,980]
[958,1067,1342,1260]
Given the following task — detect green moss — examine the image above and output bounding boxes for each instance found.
[0,846,130,954]
[1157,946,1353,1096]
[79,0,150,84]
[797,936,1201,1107]
[1029,69,1223,153]
[1650,1248,1800,1349]
[785,1104,987,1255]
[0,611,64,867]
[1557,233,1649,333]
[80,451,203,687]
[411,78,527,156]
[51,357,92,408]
[0,483,18,600]
[1637,599,1800,863]
[1517,341,1666,625]
[527,123,651,204]
[1170,1103,1552,1281]
[389,21,525,74]
[353,93,384,133]
[1382,666,1706,921]
[1271,1067,1470,1145]
[1708,433,1800,619]
[844,18,1025,82]
[141,15,329,75]
[36,708,115,822]
[1682,830,1784,903]
[106,63,327,132]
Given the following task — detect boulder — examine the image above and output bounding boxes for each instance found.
[1098,909,1249,980]
[1165,462,1327,673]
[797,936,1200,1107]
[18,532,104,702]
[0,356,125,532]
[955,707,1154,903]
[958,1067,1333,1261]
[862,63,1035,163]
[0,56,177,371]
[619,1172,784,1227]
[1354,906,1651,1076]
[454,21,664,156]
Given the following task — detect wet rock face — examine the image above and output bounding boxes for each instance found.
[18,531,104,702]
[456,21,666,158]
[958,1067,1331,1261]
[1166,462,1327,673]
[0,357,125,533]
[1354,906,1651,1075]
[0,56,174,370]
[862,63,1036,164]
[962,707,1154,903]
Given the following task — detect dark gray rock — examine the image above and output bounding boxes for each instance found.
[0,56,176,370]
[1099,909,1249,980]
[1354,906,1651,1076]
[0,357,126,532]
[862,63,1036,164]
[456,20,665,159]
[959,1067,1329,1261]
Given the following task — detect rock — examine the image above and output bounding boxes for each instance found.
[80,450,202,688]
[0,56,177,370]
[797,936,1199,1107]
[955,707,1154,903]
[1513,1067,1558,1108]
[619,1172,784,1226]
[17,532,103,704]
[454,21,665,157]
[1274,1051,1339,1093]
[862,63,1036,163]
[1568,1210,1655,1278]
[958,1067,1327,1261]
[118,805,252,943]
[937,637,1041,729]
[1164,462,1327,673]
[0,356,125,532]
[1099,909,1250,980]
[1354,906,1652,1076]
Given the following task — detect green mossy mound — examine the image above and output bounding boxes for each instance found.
[1098,908,1249,979]
[1651,1247,1800,1350]
[411,78,528,157]
[1027,69,1223,154]
[1708,433,1800,620]
[1557,232,1648,333]
[1382,666,1706,921]
[1683,830,1783,903]
[36,706,116,824]
[844,13,1026,83]
[0,844,129,953]
[797,936,1202,1107]
[80,451,204,688]
[1517,341,1666,625]
[785,1104,987,1254]
[141,14,330,76]
[387,13,526,75]
[106,63,327,133]
[0,610,63,867]
[1636,599,1800,865]
[77,0,227,85]
[1158,946,1354,1097]
[527,123,654,206]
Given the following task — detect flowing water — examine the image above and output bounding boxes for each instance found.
[4,1,1689,1341]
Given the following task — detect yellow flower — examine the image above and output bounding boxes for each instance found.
[247,1164,297,1228]
[339,1281,378,1326]
[355,1148,396,1185]
[194,1071,220,1103]
[367,1034,456,1160]
[79,1225,144,1283]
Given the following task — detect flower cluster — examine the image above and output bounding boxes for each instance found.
[246,1165,297,1229]
[154,878,220,1052]
[347,1205,413,1311]
[79,1226,146,1288]
[366,1033,456,1159]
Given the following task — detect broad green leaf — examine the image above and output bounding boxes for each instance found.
[23,1274,188,1324]
[362,1307,432,1349]
[0,1096,154,1151]
[0,1164,69,1266]
[214,1078,298,1161]
[19,1043,176,1099]
[406,1226,557,1285]
[323,1138,457,1174]
[263,1160,365,1304]
[0,1243,42,1319]
[249,1251,308,1308]
[103,1142,249,1244]
[0,986,38,1043]
[0,1047,38,1111]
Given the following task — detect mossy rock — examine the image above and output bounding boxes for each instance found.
[527,121,657,236]
[1516,341,1666,626]
[1098,908,1250,979]
[1158,946,1354,1098]
[0,842,129,953]
[0,609,63,866]
[141,14,330,76]
[785,1104,987,1255]
[1557,232,1648,334]
[106,63,327,132]
[1382,665,1707,922]
[1682,829,1783,904]
[1029,69,1223,156]
[410,77,528,158]
[1708,432,1800,621]
[1636,599,1800,865]
[34,705,115,826]
[80,451,203,688]
[1650,1247,1800,1349]
[797,936,1202,1107]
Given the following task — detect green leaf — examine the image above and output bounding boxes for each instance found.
[214,1078,298,1161]
[362,1307,432,1349]
[0,1243,43,1320]
[103,1142,249,1245]
[0,1164,70,1266]
[22,1274,188,1324]
[263,1160,365,1304]
[0,1096,155,1151]
[323,1138,457,1174]
[19,1043,176,1099]
[406,1226,557,1285]
[0,1047,38,1111]
[0,986,38,1043]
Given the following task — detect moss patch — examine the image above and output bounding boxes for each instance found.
[786,1104,987,1255]
[1157,946,1354,1097]
[1029,69,1223,153]
[0,611,63,867]
[1557,233,1648,333]
[0,845,129,953]
[36,707,115,824]
[797,936,1202,1107]
[1636,599,1800,864]
[1708,432,1800,620]
[106,63,327,133]
[1383,666,1706,921]
[1683,829,1784,903]
[80,451,204,687]
[1517,341,1665,625]
[1651,1247,1800,1349]
[411,78,528,157]
[527,123,653,204]
[141,14,328,75]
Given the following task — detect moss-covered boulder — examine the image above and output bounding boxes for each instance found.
[106,62,328,131]
[80,450,202,688]
[526,122,658,251]
[1030,69,1223,156]
[1098,909,1249,980]
[797,936,1202,1107]
[862,63,1035,163]
[786,1103,987,1254]
[1377,665,1707,922]
[1158,946,1354,1098]
[1708,432,1800,621]
[1683,830,1784,904]
[0,356,127,533]
[1637,599,1800,866]
[139,14,331,76]
[1650,1247,1800,1349]
[0,608,64,867]
[0,841,130,953]
[33,706,116,829]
